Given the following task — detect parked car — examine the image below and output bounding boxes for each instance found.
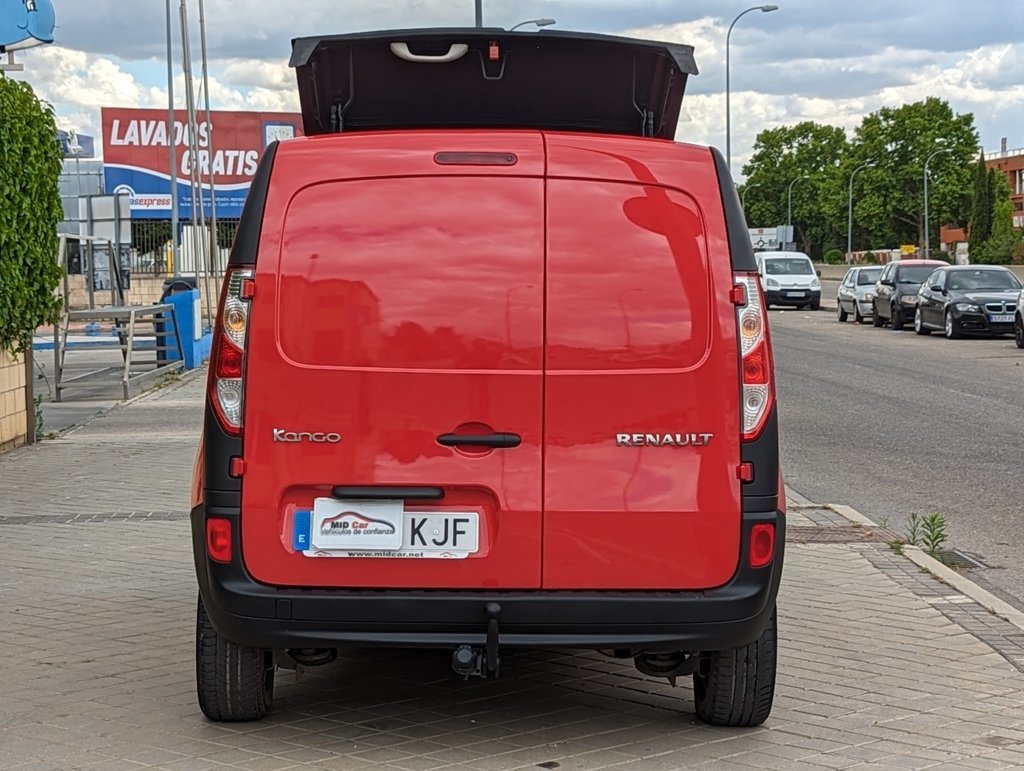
[190,29,784,727]
[914,265,1022,339]
[755,250,821,309]
[872,259,947,329]
[1016,291,1024,349]
[836,265,883,323]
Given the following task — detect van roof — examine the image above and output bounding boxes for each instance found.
[290,28,697,139]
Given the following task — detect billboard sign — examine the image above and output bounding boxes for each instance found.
[101,108,302,220]
[749,226,782,251]
[58,129,95,158]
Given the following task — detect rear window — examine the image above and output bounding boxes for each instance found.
[896,266,939,284]
[765,258,813,276]
[948,270,1022,291]
[857,268,882,285]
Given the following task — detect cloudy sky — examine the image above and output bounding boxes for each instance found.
[10,0,1024,177]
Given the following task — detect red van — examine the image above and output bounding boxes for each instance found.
[191,28,784,727]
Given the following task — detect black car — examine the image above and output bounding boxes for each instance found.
[872,260,948,330]
[913,265,1023,339]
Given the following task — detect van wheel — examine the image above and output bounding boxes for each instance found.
[809,300,820,311]
[693,607,776,727]
[196,596,275,722]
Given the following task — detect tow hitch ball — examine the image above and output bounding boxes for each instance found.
[452,602,502,679]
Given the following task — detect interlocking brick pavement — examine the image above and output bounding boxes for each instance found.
[2,374,1024,769]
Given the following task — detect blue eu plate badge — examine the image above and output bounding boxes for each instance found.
[293,510,312,551]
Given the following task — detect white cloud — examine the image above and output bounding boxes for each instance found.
[10,3,1023,171]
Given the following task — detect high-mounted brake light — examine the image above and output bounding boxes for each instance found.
[735,274,775,441]
[210,269,253,436]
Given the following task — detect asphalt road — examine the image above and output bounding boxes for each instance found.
[772,305,1024,608]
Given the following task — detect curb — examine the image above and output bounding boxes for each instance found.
[56,366,207,439]
[825,501,1024,634]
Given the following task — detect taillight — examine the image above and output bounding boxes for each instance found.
[206,517,232,563]
[735,273,775,441]
[210,269,253,436]
[749,523,775,568]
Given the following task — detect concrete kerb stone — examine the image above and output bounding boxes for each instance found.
[825,501,1024,634]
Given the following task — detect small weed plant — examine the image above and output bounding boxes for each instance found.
[904,512,949,558]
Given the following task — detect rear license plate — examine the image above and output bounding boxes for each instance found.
[785,291,805,298]
[299,500,479,559]
[989,314,1013,323]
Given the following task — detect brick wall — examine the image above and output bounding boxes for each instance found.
[0,351,28,454]
[64,274,219,321]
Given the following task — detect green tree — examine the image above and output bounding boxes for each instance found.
[847,98,977,252]
[972,170,1023,264]
[968,153,991,250]
[0,76,64,353]
[741,121,849,258]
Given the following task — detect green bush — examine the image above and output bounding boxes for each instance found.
[972,232,1023,265]
[0,76,64,354]
[862,251,878,264]
[822,248,844,265]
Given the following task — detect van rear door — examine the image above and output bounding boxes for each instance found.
[541,135,743,590]
[241,132,545,589]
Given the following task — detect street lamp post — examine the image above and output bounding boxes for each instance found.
[923,147,951,260]
[741,182,762,210]
[726,5,778,174]
[787,174,810,248]
[475,0,482,27]
[847,162,876,259]
[509,18,556,31]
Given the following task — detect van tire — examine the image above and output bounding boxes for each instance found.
[693,607,777,727]
[196,596,275,722]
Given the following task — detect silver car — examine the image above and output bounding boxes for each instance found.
[837,265,883,323]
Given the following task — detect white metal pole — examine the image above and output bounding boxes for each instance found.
[197,0,220,283]
[847,163,875,259]
[923,148,950,260]
[166,0,180,276]
[725,6,778,175]
[788,174,809,249]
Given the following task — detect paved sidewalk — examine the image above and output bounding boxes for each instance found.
[2,376,1024,769]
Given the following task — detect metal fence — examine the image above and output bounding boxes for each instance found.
[129,219,239,275]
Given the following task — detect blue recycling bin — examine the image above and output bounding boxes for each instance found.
[156,280,209,369]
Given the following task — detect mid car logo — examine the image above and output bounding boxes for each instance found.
[616,433,713,447]
[273,429,342,444]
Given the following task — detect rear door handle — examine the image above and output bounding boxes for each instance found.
[332,486,445,500]
[437,433,521,449]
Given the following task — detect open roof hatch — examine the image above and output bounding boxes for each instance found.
[290,28,698,140]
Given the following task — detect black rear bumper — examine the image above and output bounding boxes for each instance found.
[192,506,784,652]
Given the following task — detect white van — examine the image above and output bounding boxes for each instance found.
[756,251,821,309]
